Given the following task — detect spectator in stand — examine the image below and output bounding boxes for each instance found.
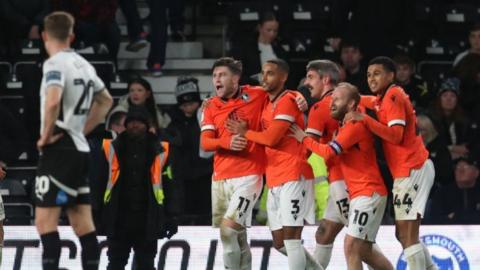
[166,77,213,225]
[417,113,454,189]
[430,154,480,224]
[107,110,128,138]
[232,11,289,86]
[52,0,121,62]
[0,103,29,164]
[145,0,186,76]
[0,0,50,59]
[453,23,480,66]
[118,0,148,52]
[431,78,480,161]
[453,53,480,118]
[106,77,171,134]
[339,41,369,94]
[394,54,432,109]
[416,113,454,223]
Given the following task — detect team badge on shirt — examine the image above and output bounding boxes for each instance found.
[241,93,250,102]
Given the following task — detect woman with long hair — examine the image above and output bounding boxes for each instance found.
[107,77,171,133]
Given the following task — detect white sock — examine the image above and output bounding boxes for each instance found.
[314,243,333,268]
[238,229,252,270]
[280,245,323,270]
[304,248,323,270]
[404,243,426,270]
[220,226,241,269]
[422,243,438,270]
[284,240,306,270]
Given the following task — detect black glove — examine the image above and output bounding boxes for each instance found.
[165,219,178,239]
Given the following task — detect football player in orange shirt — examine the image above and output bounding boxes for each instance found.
[347,57,436,270]
[201,57,308,269]
[303,60,349,269]
[226,59,321,270]
[291,83,394,270]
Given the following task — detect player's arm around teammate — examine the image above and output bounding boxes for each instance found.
[201,58,267,270]
[346,57,437,270]
[302,60,352,269]
[228,59,321,270]
[291,83,394,270]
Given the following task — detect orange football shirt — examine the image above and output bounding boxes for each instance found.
[201,85,266,180]
[303,120,388,199]
[246,90,313,187]
[307,90,343,182]
[362,85,429,178]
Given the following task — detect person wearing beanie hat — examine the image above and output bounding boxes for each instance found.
[99,104,178,269]
[437,77,461,97]
[124,106,151,129]
[432,77,480,161]
[165,75,213,225]
[175,76,202,106]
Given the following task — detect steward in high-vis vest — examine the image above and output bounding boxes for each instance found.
[98,107,177,270]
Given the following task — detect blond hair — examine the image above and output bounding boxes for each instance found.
[44,11,75,41]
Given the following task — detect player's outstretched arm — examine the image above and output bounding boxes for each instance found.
[38,85,63,149]
[84,89,113,136]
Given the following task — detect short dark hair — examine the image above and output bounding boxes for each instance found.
[44,11,74,41]
[212,57,243,75]
[306,59,340,85]
[369,56,397,75]
[339,40,362,52]
[109,111,127,129]
[266,58,290,74]
[471,23,480,33]
[337,82,360,108]
[259,11,278,25]
[393,54,415,70]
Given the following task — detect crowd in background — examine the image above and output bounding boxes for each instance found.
[0,0,479,226]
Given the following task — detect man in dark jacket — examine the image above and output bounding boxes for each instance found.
[166,76,213,224]
[99,107,177,270]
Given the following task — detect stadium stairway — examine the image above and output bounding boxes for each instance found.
[114,0,225,104]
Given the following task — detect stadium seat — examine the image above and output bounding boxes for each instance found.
[0,96,26,124]
[439,3,480,40]
[417,60,454,90]
[0,62,12,92]
[0,178,27,196]
[3,202,34,225]
[1,178,32,225]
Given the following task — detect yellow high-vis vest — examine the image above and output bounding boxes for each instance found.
[102,139,169,205]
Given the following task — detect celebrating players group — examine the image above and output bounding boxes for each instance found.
[201,56,437,270]
[35,10,437,270]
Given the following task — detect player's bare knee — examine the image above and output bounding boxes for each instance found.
[272,239,284,250]
[344,236,362,257]
[219,223,236,240]
[316,220,334,244]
